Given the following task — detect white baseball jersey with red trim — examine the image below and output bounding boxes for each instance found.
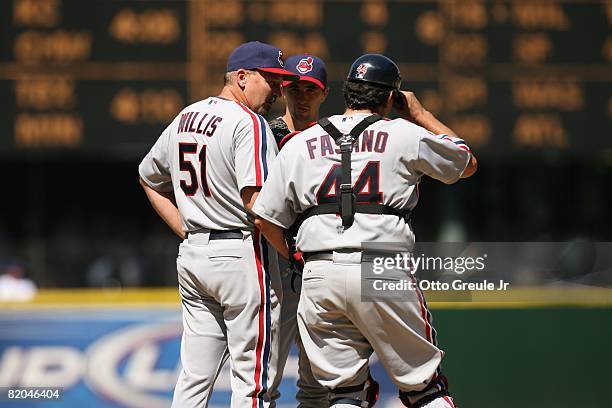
[253,113,470,253]
[252,112,468,406]
[139,96,278,232]
[139,96,283,407]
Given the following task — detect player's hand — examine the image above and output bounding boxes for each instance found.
[394,90,428,124]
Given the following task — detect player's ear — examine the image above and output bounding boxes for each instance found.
[322,87,330,100]
[236,69,249,89]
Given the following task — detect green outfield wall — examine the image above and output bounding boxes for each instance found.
[434,308,612,407]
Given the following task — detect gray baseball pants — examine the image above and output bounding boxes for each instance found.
[171,229,282,408]
[297,252,455,408]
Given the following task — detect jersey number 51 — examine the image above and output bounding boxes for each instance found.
[178,143,211,197]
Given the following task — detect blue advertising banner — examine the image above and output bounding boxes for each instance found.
[0,308,401,408]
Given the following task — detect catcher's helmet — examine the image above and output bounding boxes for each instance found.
[347,54,401,89]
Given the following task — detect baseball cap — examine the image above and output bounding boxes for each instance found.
[282,54,327,90]
[226,41,300,80]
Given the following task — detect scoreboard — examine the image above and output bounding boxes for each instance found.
[1,0,611,159]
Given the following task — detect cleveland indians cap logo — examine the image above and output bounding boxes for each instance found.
[296,57,314,74]
[355,63,368,79]
[278,50,284,67]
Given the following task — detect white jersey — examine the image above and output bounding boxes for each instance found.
[253,113,471,252]
[139,97,278,232]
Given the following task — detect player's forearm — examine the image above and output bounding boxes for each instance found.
[412,108,478,178]
[417,114,478,179]
[139,178,185,239]
[242,187,289,257]
[241,187,261,216]
[412,110,458,138]
[254,217,289,259]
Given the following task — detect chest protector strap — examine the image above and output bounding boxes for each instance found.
[291,114,411,234]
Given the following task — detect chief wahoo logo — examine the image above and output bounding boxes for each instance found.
[296,56,314,74]
[355,63,368,79]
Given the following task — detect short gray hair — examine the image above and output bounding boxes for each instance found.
[224,70,256,85]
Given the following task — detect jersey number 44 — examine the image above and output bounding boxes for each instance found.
[317,161,383,204]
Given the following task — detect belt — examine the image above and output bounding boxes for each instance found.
[188,229,243,240]
[210,229,243,240]
[302,251,334,261]
[303,250,401,263]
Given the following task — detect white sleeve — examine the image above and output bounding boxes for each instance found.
[252,152,297,229]
[412,132,471,184]
[234,114,278,191]
[138,124,173,192]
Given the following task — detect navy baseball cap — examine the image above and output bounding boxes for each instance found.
[227,41,300,80]
[282,54,327,89]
